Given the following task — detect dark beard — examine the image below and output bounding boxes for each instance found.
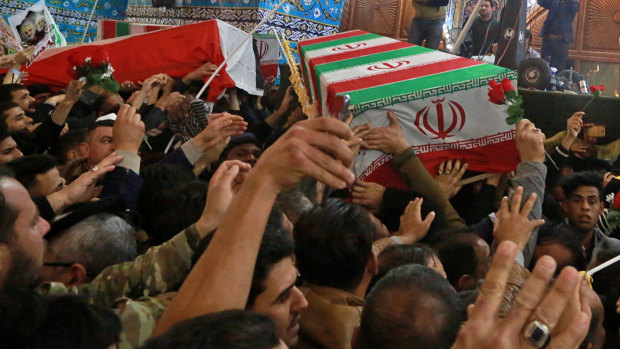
[4,245,40,289]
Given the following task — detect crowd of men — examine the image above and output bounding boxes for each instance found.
[411,0,579,70]
[0,16,618,348]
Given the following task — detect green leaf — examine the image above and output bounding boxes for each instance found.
[605,210,620,233]
[506,115,521,125]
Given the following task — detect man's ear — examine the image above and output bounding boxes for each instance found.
[367,251,378,276]
[66,148,81,161]
[78,142,89,158]
[61,263,88,287]
[457,274,478,291]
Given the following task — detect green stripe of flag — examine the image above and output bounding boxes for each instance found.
[300,33,380,53]
[313,46,431,106]
[116,22,130,37]
[346,64,510,108]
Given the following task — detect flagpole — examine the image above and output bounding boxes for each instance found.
[587,254,620,276]
[195,0,287,100]
[81,0,100,44]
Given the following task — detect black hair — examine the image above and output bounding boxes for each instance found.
[485,0,496,7]
[436,233,480,289]
[294,198,375,291]
[92,92,118,116]
[6,154,58,191]
[370,243,437,293]
[247,215,294,307]
[50,129,86,165]
[0,84,27,103]
[560,171,603,199]
[0,101,19,120]
[525,29,533,40]
[0,289,121,349]
[535,223,587,272]
[137,163,203,244]
[360,264,465,349]
[27,84,51,97]
[0,118,10,142]
[141,310,281,349]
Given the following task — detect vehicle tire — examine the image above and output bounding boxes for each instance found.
[518,58,551,89]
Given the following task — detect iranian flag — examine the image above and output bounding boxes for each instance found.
[299,31,520,190]
[24,20,263,101]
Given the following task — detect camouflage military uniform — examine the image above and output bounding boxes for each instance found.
[37,224,203,348]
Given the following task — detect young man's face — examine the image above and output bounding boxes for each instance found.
[0,177,50,289]
[562,185,604,234]
[248,257,308,347]
[479,1,493,19]
[3,106,33,133]
[31,167,65,197]
[0,137,23,165]
[11,89,36,114]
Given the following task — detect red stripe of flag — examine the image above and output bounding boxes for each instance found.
[325,58,483,114]
[306,41,410,108]
[297,30,366,48]
[102,21,117,40]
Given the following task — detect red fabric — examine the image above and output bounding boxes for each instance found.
[102,21,116,40]
[25,20,235,102]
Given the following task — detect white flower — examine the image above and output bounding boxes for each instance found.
[85,57,91,63]
[314,8,321,17]
[78,77,87,82]
[101,73,111,78]
[106,64,115,75]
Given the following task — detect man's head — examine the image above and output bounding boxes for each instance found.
[221,133,263,167]
[50,129,86,165]
[0,122,22,165]
[27,84,51,109]
[7,155,65,198]
[533,223,587,274]
[560,171,604,234]
[142,310,287,349]
[247,221,307,347]
[375,243,446,287]
[0,84,35,114]
[479,0,495,20]
[0,173,50,289]
[437,232,490,291]
[356,264,465,349]
[79,116,116,167]
[93,92,123,117]
[0,102,33,133]
[294,199,378,294]
[40,213,136,286]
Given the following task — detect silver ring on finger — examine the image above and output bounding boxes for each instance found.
[437,171,443,175]
[91,166,99,172]
[445,171,451,174]
[523,320,550,348]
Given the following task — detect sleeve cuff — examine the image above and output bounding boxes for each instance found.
[392,147,416,168]
[181,139,203,165]
[115,150,141,174]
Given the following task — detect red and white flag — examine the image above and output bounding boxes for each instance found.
[24,20,262,101]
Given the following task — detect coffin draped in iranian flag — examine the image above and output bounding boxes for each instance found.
[298,30,520,190]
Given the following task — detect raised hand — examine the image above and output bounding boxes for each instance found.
[253,117,355,192]
[434,159,468,198]
[493,186,546,251]
[113,104,145,153]
[193,112,247,151]
[363,112,410,155]
[352,179,386,213]
[515,119,545,163]
[196,160,252,235]
[451,241,590,349]
[63,79,86,104]
[397,197,435,243]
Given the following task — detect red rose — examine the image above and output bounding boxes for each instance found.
[590,85,605,94]
[500,78,515,93]
[488,79,505,104]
